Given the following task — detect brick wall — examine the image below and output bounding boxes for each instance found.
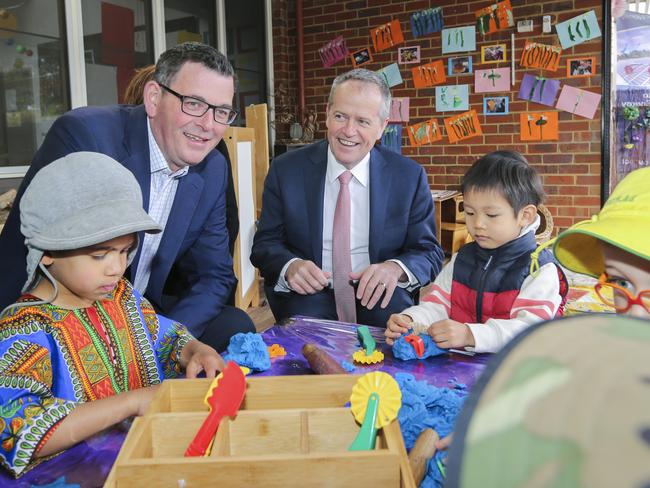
[271,0,603,231]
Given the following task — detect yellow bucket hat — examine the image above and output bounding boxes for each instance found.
[553,166,650,277]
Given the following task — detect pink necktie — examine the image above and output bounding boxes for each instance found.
[333,171,356,323]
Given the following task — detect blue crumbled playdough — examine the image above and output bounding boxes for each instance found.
[395,373,467,488]
[222,333,271,371]
[392,334,447,360]
[340,360,356,372]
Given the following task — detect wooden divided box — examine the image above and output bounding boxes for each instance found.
[105,375,415,488]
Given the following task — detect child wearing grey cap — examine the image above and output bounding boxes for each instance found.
[0,152,225,477]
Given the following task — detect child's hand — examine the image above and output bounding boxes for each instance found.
[385,313,413,345]
[182,340,226,378]
[435,433,453,451]
[428,319,475,349]
[127,384,160,416]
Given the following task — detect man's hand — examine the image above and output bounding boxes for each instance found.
[181,340,226,378]
[286,259,331,295]
[351,261,406,310]
[427,319,475,349]
[385,313,413,345]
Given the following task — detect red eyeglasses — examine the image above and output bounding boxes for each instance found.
[595,273,650,314]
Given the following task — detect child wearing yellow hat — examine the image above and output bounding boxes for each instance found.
[554,166,650,318]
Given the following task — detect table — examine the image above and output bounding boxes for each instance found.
[2,318,490,487]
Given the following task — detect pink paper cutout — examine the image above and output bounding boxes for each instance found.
[555,85,601,119]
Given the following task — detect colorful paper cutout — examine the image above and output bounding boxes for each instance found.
[481,43,507,64]
[412,60,447,88]
[474,67,510,93]
[350,47,373,68]
[442,26,476,54]
[381,124,402,154]
[388,97,410,122]
[475,0,514,35]
[436,84,470,112]
[520,41,562,72]
[518,74,561,107]
[567,57,596,78]
[319,36,349,68]
[484,96,509,115]
[398,46,420,65]
[444,110,483,143]
[519,112,559,141]
[448,56,472,75]
[411,7,444,38]
[556,10,602,49]
[370,19,404,53]
[555,85,602,119]
[407,118,443,146]
[377,63,403,88]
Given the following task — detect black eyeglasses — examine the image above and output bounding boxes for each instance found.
[159,83,238,125]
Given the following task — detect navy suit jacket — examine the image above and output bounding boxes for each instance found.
[0,105,235,337]
[251,141,443,289]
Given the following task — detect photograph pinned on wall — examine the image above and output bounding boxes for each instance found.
[475,0,514,35]
[442,26,477,54]
[407,118,443,146]
[567,56,596,77]
[435,84,470,112]
[388,97,410,122]
[370,19,404,53]
[381,124,403,154]
[483,96,509,115]
[519,112,559,141]
[412,60,447,88]
[350,47,373,68]
[376,63,403,88]
[474,67,510,92]
[448,56,473,75]
[518,74,561,107]
[411,7,444,38]
[481,43,507,64]
[556,10,602,49]
[398,46,421,65]
[520,40,562,71]
[555,85,602,119]
[444,109,483,143]
[318,36,349,68]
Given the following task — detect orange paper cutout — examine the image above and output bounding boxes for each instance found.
[475,0,514,35]
[444,110,483,144]
[407,118,443,146]
[519,112,559,141]
[370,19,404,53]
[520,41,562,72]
[412,60,447,88]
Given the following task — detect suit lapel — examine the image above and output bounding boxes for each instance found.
[369,148,391,263]
[306,142,328,267]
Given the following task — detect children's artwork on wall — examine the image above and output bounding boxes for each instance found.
[412,60,447,88]
[411,7,444,38]
[436,84,470,112]
[555,85,602,119]
[388,97,410,122]
[350,47,373,68]
[484,96,509,115]
[518,74,561,107]
[398,46,421,65]
[481,43,507,64]
[520,41,562,72]
[407,118,443,146]
[444,110,483,143]
[556,10,602,49]
[370,19,404,53]
[474,67,510,92]
[377,63,403,88]
[475,0,514,35]
[318,36,349,68]
[381,124,402,154]
[442,26,476,54]
[519,112,559,141]
[567,57,596,78]
[448,56,473,75]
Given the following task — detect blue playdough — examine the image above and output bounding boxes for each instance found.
[392,334,447,360]
[395,373,467,488]
[340,360,356,372]
[222,333,271,371]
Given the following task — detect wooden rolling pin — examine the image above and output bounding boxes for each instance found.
[302,343,347,374]
[408,428,439,486]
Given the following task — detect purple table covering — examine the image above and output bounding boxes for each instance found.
[1,317,490,487]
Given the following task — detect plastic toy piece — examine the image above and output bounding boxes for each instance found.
[267,343,286,358]
[352,349,385,364]
[184,361,247,457]
[357,325,376,355]
[348,372,401,451]
[404,334,425,358]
